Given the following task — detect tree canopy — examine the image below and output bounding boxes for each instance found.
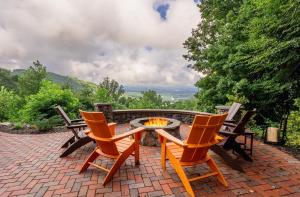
[184,0,300,122]
[0,68,18,91]
[18,60,47,96]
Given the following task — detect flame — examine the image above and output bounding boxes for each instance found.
[144,118,168,127]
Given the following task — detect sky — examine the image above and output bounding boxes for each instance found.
[0,0,201,87]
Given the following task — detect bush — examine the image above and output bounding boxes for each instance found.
[20,80,80,130]
[33,114,62,131]
[12,122,24,130]
[0,86,20,121]
[286,99,300,147]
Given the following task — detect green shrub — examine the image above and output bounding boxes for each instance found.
[286,99,300,147]
[0,86,20,121]
[20,80,80,130]
[13,122,24,130]
[33,114,62,131]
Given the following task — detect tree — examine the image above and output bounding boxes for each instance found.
[77,83,96,110]
[18,60,47,96]
[0,86,20,121]
[99,77,125,102]
[94,87,113,104]
[0,68,18,91]
[184,0,300,121]
[171,99,199,111]
[128,90,169,109]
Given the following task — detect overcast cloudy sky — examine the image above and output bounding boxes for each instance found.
[0,0,201,87]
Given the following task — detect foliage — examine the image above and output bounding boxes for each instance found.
[12,122,24,130]
[95,87,114,104]
[170,99,199,111]
[184,0,300,122]
[0,86,20,121]
[77,84,96,110]
[33,114,62,131]
[0,68,18,91]
[18,60,47,96]
[128,90,169,109]
[286,98,300,147]
[99,77,125,102]
[20,80,80,126]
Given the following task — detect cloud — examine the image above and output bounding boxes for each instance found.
[0,0,201,86]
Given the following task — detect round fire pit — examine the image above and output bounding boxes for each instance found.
[130,117,181,146]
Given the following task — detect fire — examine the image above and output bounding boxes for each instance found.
[144,118,168,127]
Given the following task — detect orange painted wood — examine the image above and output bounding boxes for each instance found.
[79,110,144,185]
[156,113,228,197]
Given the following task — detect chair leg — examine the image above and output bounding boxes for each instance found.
[161,142,167,171]
[232,142,253,162]
[206,158,228,187]
[103,143,135,186]
[61,136,75,148]
[134,140,140,165]
[250,134,254,156]
[167,149,195,197]
[60,136,93,158]
[80,149,100,173]
[211,145,244,172]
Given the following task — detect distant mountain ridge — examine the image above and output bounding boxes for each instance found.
[11,69,197,100]
[12,69,96,91]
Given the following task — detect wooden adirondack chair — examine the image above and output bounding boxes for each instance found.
[55,106,93,158]
[211,109,256,172]
[156,113,228,197]
[80,110,144,185]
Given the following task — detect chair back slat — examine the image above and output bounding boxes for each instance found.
[180,113,227,163]
[226,102,242,121]
[55,106,72,125]
[80,111,119,156]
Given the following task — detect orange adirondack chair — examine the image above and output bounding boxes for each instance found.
[80,110,144,185]
[156,113,228,197]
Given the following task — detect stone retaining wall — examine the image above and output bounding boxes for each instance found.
[94,103,211,124]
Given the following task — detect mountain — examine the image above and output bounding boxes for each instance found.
[12,69,96,91]
[11,69,197,100]
[124,85,197,101]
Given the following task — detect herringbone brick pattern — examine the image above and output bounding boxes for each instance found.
[0,124,300,197]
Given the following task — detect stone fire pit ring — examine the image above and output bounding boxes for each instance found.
[130,117,181,146]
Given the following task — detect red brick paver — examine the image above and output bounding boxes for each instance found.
[1,124,300,196]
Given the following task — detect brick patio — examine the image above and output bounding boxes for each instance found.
[1,124,300,197]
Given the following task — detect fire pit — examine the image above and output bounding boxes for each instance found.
[130,117,181,146]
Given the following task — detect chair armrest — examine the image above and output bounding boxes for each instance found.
[108,123,117,136]
[223,122,237,128]
[219,130,239,136]
[67,123,87,129]
[225,120,235,123]
[245,128,254,134]
[112,127,144,142]
[83,129,90,134]
[155,129,186,147]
